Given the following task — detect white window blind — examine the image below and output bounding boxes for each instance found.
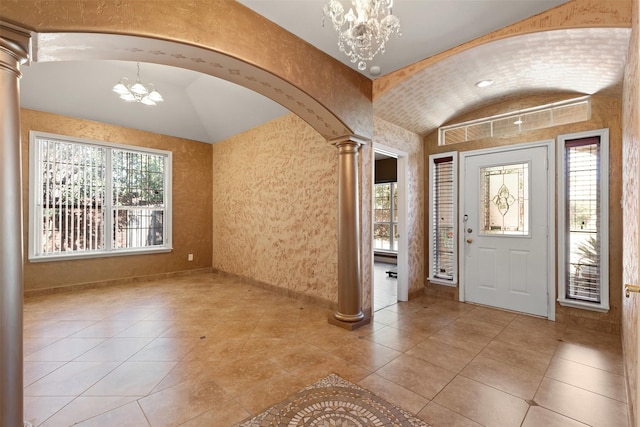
[29,132,172,261]
[429,153,457,285]
[558,130,609,312]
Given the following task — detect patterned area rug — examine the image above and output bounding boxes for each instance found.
[235,374,430,427]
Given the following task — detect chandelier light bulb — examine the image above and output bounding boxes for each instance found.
[112,63,164,106]
[323,0,401,71]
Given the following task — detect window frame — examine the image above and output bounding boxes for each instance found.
[28,131,173,262]
[557,128,609,312]
[373,181,398,252]
[428,151,458,286]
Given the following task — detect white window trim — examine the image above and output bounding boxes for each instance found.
[557,128,609,312]
[428,151,458,286]
[28,131,173,262]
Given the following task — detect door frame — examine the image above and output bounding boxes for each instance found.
[372,143,409,302]
[458,140,556,320]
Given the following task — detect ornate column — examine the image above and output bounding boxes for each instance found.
[329,136,370,330]
[0,23,30,427]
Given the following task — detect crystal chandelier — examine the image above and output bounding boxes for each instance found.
[112,62,164,106]
[323,0,401,71]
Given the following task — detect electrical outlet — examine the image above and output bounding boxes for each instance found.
[188,253,193,261]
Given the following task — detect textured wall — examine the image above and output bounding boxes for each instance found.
[622,0,639,423]
[21,109,213,292]
[373,118,425,297]
[211,113,341,305]
[425,94,623,333]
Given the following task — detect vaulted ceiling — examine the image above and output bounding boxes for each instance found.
[18,0,630,144]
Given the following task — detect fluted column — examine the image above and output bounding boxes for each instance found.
[0,24,30,427]
[329,136,369,330]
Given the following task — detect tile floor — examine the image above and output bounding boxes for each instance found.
[374,262,397,311]
[23,272,628,427]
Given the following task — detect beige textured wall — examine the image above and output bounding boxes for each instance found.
[374,117,425,297]
[211,113,341,306]
[425,94,623,334]
[21,109,213,292]
[622,0,639,422]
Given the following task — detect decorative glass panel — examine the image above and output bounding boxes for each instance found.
[480,162,529,235]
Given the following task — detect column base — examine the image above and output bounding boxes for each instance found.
[328,311,371,330]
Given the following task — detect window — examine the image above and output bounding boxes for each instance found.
[558,129,609,312]
[480,162,529,236]
[29,132,172,261]
[374,182,398,251]
[428,152,457,285]
[439,96,591,145]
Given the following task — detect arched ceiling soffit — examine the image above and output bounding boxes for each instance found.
[0,0,372,141]
[373,0,632,99]
[373,27,631,137]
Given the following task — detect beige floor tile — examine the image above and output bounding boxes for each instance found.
[376,354,457,399]
[562,327,623,353]
[40,396,141,427]
[25,337,106,362]
[23,396,74,427]
[268,342,334,372]
[115,320,173,338]
[83,361,177,396]
[509,314,567,338]
[478,340,552,375]
[178,400,250,427]
[521,406,589,427]
[433,376,529,427]
[73,401,150,427]
[407,337,479,372]
[24,336,63,358]
[358,373,429,415]
[75,337,154,362]
[546,357,627,402]
[365,325,430,352]
[534,378,629,427]
[210,354,289,396]
[429,324,493,353]
[24,320,98,338]
[70,319,134,338]
[138,377,231,427]
[331,338,402,371]
[130,337,199,362]
[24,361,120,396]
[237,372,308,414]
[449,315,507,338]
[460,355,543,400]
[417,401,483,427]
[24,361,66,387]
[462,306,518,326]
[554,341,625,375]
[495,326,560,356]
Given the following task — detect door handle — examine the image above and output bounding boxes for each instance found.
[625,284,640,298]
[466,238,473,244]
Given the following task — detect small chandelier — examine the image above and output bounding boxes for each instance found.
[323,0,401,71]
[112,62,164,106]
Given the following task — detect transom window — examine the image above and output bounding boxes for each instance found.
[29,132,172,261]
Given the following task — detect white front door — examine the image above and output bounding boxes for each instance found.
[462,145,549,317]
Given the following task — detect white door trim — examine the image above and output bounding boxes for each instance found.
[372,143,409,302]
[458,140,556,320]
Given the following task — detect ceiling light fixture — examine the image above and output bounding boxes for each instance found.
[322,0,401,71]
[112,62,164,106]
[475,79,494,88]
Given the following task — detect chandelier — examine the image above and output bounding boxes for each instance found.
[323,0,401,71]
[112,62,164,106]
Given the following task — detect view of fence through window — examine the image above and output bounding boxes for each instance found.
[32,135,169,259]
[374,182,398,251]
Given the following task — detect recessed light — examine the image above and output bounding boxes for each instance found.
[369,65,381,76]
[475,79,494,88]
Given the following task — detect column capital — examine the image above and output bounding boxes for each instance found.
[0,21,31,60]
[329,134,370,149]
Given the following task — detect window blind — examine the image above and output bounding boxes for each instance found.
[432,156,455,280]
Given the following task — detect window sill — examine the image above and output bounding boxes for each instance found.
[558,298,609,313]
[29,247,173,263]
[428,277,457,287]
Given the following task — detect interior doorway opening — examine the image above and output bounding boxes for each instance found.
[372,145,409,311]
